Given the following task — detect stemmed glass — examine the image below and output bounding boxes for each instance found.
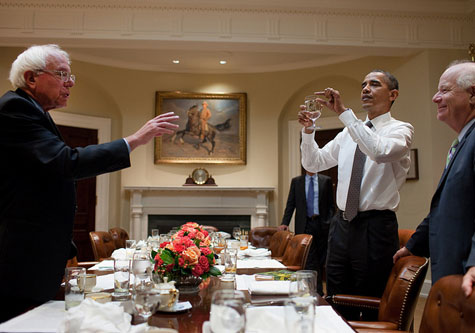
[210,290,246,333]
[232,227,241,241]
[131,251,158,320]
[304,95,323,130]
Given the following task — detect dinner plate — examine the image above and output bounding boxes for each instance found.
[157,301,192,313]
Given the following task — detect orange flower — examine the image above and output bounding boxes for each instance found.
[182,246,200,265]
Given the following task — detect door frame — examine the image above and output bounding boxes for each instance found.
[50,111,112,232]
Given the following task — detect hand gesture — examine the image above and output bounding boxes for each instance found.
[315,88,347,115]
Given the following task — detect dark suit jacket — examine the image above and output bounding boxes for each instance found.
[0,89,131,303]
[406,121,475,283]
[281,174,335,234]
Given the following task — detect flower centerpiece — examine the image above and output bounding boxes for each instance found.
[152,222,221,293]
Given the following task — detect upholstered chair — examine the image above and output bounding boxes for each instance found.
[269,230,293,260]
[398,229,415,249]
[66,256,98,269]
[201,225,219,234]
[89,231,116,261]
[109,227,130,249]
[328,255,429,332]
[280,234,313,271]
[356,274,475,333]
[248,227,278,248]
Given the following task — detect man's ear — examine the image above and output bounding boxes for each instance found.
[469,85,475,107]
[389,89,399,102]
[24,71,36,88]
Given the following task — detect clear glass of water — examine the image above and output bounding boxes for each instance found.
[220,248,238,282]
[304,95,322,130]
[64,267,86,310]
[151,229,160,239]
[232,227,241,241]
[112,258,131,300]
[284,297,315,333]
[289,271,318,298]
[210,290,246,333]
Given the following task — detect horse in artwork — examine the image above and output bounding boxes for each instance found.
[172,105,230,155]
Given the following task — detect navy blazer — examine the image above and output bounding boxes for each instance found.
[281,174,335,235]
[406,121,475,283]
[0,89,131,303]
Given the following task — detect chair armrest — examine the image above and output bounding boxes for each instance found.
[284,265,302,271]
[328,294,381,310]
[349,321,399,330]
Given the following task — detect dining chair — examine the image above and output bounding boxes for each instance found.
[201,225,219,234]
[66,256,98,269]
[89,231,116,261]
[269,230,293,260]
[280,233,313,271]
[356,274,475,333]
[109,227,130,249]
[398,229,415,249]
[328,255,429,332]
[248,227,278,248]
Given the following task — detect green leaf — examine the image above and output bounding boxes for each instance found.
[209,266,222,276]
[160,249,175,265]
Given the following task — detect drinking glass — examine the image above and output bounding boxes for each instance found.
[131,252,157,319]
[77,273,97,293]
[221,248,238,282]
[210,290,246,333]
[232,227,241,241]
[151,229,160,239]
[304,95,322,130]
[126,239,137,259]
[289,271,318,298]
[64,267,86,310]
[113,258,131,300]
[284,297,315,333]
[239,234,248,250]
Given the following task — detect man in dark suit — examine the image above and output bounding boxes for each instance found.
[278,170,335,295]
[0,44,179,322]
[394,60,475,297]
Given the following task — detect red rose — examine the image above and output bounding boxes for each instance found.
[173,243,185,253]
[156,258,164,266]
[200,247,211,256]
[160,242,169,248]
[192,264,204,277]
[178,257,185,267]
[166,263,174,272]
[198,255,208,266]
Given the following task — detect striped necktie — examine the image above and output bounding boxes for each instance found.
[446,138,459,167]
[344,121,373,221]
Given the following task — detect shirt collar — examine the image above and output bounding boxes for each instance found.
[365,111,391,130]
[458,118,475,142]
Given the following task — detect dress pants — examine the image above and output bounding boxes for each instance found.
[326,210,398,298]
[304,215,329,296]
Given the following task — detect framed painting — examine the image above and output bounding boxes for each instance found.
[154,91,247,164]
[407,148,419,180]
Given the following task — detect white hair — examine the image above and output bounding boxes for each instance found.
[9,44,70,89]
[448,60,475,90]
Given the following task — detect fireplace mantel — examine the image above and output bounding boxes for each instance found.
[124,186,274,240]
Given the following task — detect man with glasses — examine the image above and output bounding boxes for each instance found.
[0,44,179,322]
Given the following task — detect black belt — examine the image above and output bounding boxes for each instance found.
[338,209,394,221]
[307,215,320,221]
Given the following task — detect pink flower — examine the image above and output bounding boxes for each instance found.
[198,255,210,271]
[182,247,199,265]
[160,241,170,249]
[201,247,211,256]
[166,263,174,272]
[178,257,185,267]
[192,264,204,277]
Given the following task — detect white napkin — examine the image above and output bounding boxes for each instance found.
[89,260,114,270]
[239,248,271,257]
[58,298,147,333]
[248,280,290,295]
[237,259,286,269]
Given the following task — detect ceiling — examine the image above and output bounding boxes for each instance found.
[0,0,473,73]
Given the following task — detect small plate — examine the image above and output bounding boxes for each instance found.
[157,301,192,313]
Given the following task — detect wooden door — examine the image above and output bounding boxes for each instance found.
[58,125,97,261]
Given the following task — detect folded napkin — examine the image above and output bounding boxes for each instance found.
[248,280,290,295]
[237,259,286,269]
[58,298,147,333]
[239,248,271,257]
[89,260,114,270]
[111,248,135,260]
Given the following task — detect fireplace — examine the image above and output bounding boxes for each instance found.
[148,214,251,236]
[125,186,274,240]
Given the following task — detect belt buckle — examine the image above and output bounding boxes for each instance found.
[342,211,349,221]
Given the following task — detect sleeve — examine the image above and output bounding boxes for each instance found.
[405,215,431,258]
[301,128,341,173]
[281,179,297,226]
[1,97,131,180]
[339,109,414,164]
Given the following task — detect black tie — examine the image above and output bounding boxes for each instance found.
[344,121,373,221]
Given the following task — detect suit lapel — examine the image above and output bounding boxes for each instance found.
[434,122,475,195]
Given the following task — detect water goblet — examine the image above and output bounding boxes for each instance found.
[210,290,246,333]
[232,227,241,241]
[112,258,131,300]
[289,271,318,298]
[151,229,160,239]
[284,297,315,333]
[304,95,323,130]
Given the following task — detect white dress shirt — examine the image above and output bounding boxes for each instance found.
[301,109,414,212]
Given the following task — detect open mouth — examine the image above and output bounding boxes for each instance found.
[361,95,372,102]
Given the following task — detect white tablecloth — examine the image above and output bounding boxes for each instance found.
[237,259,286,269]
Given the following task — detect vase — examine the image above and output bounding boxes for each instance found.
[174,275,203,294]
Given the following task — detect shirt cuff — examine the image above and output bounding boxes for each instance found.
[338,108,358,127]
[301,127,316,143]
[123,138,131,153]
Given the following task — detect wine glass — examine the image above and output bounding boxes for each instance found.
[210,290,246,333]
[304,95,323,130]
[284,298,315,333]
[289,271,318,298]
[232,227,241,241]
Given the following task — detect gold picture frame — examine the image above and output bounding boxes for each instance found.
[407,148,419,180]
[155,91,247,164]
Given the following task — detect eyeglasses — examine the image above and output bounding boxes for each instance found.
[37,69,76,83]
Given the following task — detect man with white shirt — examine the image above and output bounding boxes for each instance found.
[394,60,475,297]
[298,70,414,306]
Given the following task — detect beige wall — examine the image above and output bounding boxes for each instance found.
[0,47,467,235]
